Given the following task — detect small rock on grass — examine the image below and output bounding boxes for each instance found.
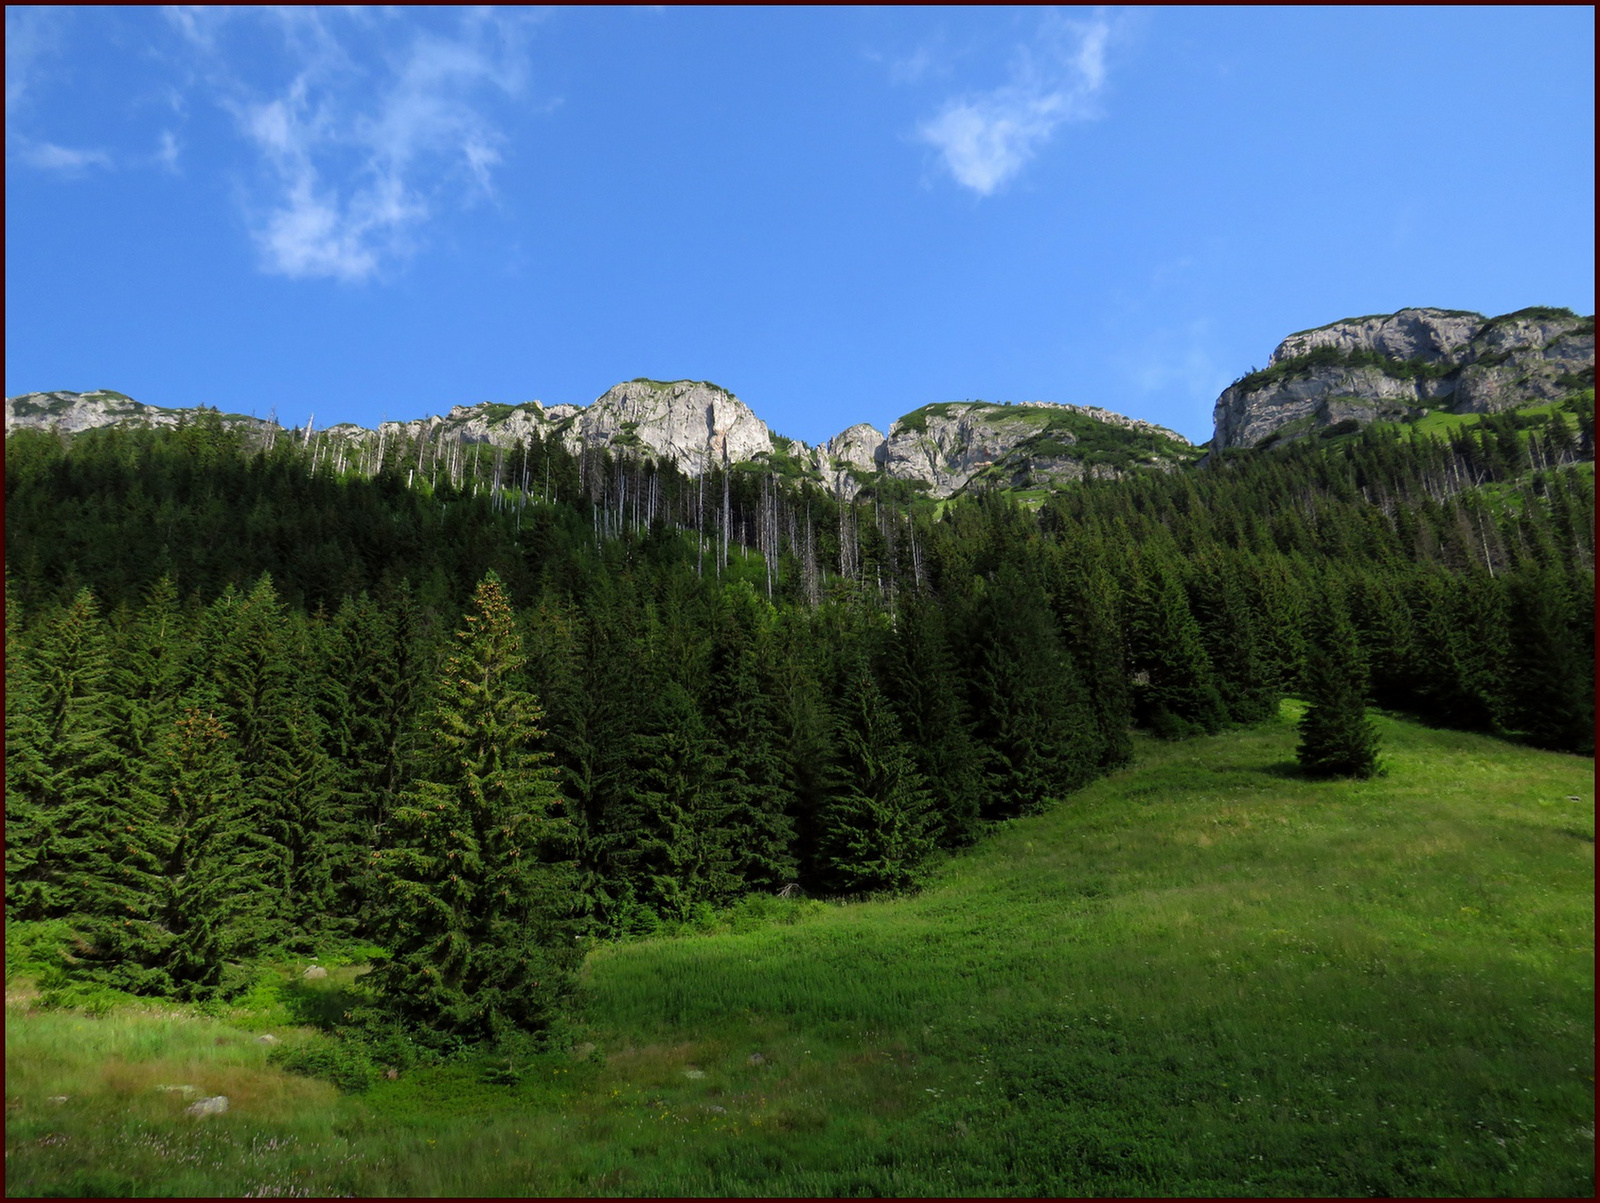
[302,965,328,980]
[747,1053,766,1066]
[186,1096,229,1118]
[256,1034,279,1045]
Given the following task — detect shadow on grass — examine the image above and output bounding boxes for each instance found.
[1259,760,1309,780]
[279,977,373,1030]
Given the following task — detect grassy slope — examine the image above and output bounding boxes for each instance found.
[6,703,1593,1197]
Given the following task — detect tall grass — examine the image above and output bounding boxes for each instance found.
[7,703,1593,1196]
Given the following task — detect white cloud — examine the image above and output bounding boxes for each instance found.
[918,12,1112,196]
[176,9,536,282]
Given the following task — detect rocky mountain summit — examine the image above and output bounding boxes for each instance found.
[6,381,1195,500]
[1211,306,1594,450]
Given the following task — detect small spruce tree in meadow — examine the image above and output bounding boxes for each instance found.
[1297,589,1381,779]
[371,571,579,1044]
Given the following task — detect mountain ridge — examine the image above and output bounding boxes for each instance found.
[9,303,1590,493]
[4,382,1198,501]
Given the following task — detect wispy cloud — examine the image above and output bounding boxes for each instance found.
[1128,319,1230,405]
[20,140,113,171]
[918,11,1112,196]
[173,8,537,282]
[154,129,181,172]
[6,8,115,173]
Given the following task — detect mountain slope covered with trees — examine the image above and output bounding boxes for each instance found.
[4,381,1593,1041]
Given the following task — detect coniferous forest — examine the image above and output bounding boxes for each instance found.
[4,394,1594,1049]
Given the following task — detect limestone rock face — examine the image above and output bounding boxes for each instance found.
[811,423,886,499]
[1211,307,1594,450]
[4,390,272,436]
[1210,367,1454,451]
[865,401,1192,499]
[883,406,1030,497]
[566,380,772,473]
[1271,309,1484,365]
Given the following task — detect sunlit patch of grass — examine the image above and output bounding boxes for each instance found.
[4,1004,354,1197]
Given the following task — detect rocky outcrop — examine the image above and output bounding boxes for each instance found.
[4,390,273,436]
[877,401,1192,498]
[811,423,886,498]
[1211,307,1594,450]
[799,402,1193,499]
[569,380,772,473]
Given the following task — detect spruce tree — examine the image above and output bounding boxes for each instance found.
[1501,567,1593,752]
[965,563,1098,817]
[4,578,51,918]
[880,595,982,848]
[151,707,278,999]
[1125,554,1228,738]
[706,584,798,891]
[611,683,738,923]
[371,572,579,1042]
[769,607,837,889]
[3,589,122,921]
[819,663,937,895]
[1186,551,1276,726]
[1296,589,1381,779]
[1048,536,1134,771]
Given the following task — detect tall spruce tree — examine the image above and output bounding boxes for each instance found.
[150,707,278,999]
[1186,551,1276,726]
[1296,588,1381,779]
[1501,567,1593,753]
[371,572,579,1042]
[320,590,417,931]
[880,595,983,848]
[818,663,937,895]
[966,563,1099,816]
[705,585,798,892]
[1125,554,1228,738]
[3,589,122,922]
[1046,535,1134,771]
[611,683,738,923]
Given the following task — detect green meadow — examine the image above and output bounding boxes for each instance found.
[6,702,1594,1197]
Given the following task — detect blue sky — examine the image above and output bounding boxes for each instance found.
[5,7,1594,446]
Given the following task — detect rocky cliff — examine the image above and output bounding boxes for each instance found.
[873,401,1195,498]
[6,381,1192,500]
[1211,307,1594,450]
